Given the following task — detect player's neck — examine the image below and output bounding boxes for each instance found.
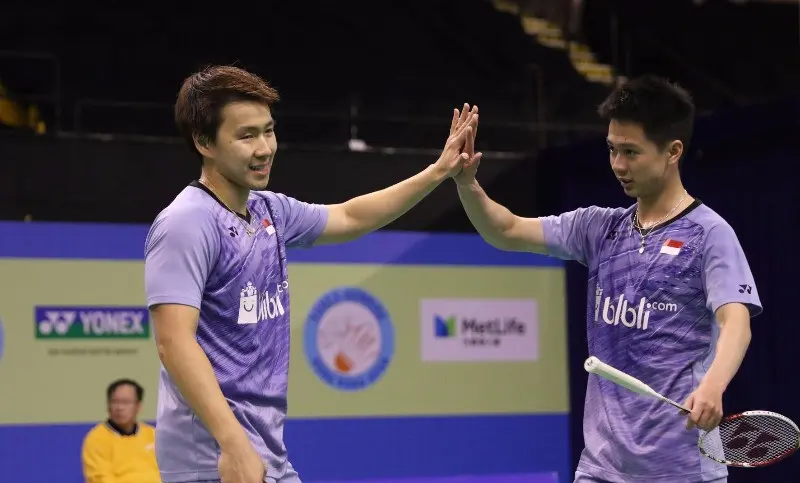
[636,181,692,226]
[199,168,249,216]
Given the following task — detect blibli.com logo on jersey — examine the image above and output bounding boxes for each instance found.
[238,281,288,325]
[594,287,677,330]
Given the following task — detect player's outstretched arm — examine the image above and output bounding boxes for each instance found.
[451,106,609,264]
[314,107,478,245]
[449,105,546,254]
[455,179,547,254]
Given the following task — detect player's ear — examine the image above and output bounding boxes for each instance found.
[667,140,683,166]
[193,133,214,158]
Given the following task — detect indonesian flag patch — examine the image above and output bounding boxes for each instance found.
[660,238,684,256]
[262,218,276,235]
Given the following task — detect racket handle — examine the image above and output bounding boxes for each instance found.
[584,357,691,412]
[584,356,660,398]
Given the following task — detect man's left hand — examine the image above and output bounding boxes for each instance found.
[435,104,478,178]
[682,383,724,431]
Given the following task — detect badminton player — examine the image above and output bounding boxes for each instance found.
[144,65,477,483]
[454,76,761,483]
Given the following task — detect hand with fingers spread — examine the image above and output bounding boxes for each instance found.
[433,103,479,178]
[449,104,483,186]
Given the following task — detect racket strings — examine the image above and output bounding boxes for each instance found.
[702,415,798,465]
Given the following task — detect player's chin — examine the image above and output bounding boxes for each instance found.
[244,171,271,191]
[620,183,639,198]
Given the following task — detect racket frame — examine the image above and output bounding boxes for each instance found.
[698,410,800,468]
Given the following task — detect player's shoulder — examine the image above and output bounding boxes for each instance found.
[571,204,632,222]
[154,185,218,224]
[544,205,632,240]
[145,185,222,254]
[569,204,633,233]
[249,189,314,219]
[249,189,295,205]
[684,201,736,237]
[546,204,624,221]
[148,186,221,238]
[603,204,635,222]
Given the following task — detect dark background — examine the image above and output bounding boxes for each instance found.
[2,1,799,482]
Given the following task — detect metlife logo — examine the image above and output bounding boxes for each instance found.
[420,298,539,362]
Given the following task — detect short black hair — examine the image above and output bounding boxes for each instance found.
[598,75,695,157]
[175,65,280,160]
[107,378,144,402]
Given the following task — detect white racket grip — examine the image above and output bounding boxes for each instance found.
[584,356,659,398]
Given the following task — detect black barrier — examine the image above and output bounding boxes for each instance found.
[0,133,539,233]
[537,98,800,483]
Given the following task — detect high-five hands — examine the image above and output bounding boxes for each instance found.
[449,104,483,186]
[434,103,479,178]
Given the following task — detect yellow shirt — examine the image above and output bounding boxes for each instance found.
[81,421,161,483]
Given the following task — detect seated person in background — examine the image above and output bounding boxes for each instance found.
[81,378,161,483]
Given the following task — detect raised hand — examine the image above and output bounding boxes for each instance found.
[451,104,483,186]
[449,103,479,153]
[433,104,479,178]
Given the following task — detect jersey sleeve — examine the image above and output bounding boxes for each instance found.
[702,222,762,317]
[269,192,329,248]
[538,206,615,267]
[81,428,114,483]
[144,208,220,309]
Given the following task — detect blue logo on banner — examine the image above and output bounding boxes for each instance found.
[304,287,394,391]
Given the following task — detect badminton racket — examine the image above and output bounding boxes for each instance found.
[584,356,800,467]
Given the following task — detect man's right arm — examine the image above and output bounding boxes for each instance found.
[149,305,251,451]
[457,180,604,266]
[144,210,252,454]
[457,181,547,254]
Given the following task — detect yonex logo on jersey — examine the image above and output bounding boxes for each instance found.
[594,289,677,330]
[237,281,288,324]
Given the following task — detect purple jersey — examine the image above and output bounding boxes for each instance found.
[541,201,762,483]
[144,181,328,483]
